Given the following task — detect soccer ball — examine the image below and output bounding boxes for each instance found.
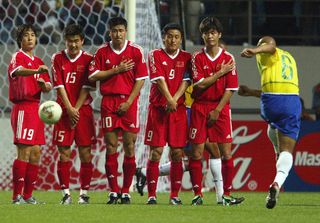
[38,101,62,124]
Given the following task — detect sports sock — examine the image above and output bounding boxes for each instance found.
[209,158,224,202]
[141,167,146,176]
[23,163,39,200]
[274,151,293,188]
[80,162,93,191]
[188,158,202,196]
[12,159,27,200]
[146,160,159,198]
[57,161,72,191]
[170,160,183,198]
[122,156,136,194]
[105,153,119,193]
[222,158,234,196]
[159,162,171,176]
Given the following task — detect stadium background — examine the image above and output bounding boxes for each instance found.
[0,0,319,192]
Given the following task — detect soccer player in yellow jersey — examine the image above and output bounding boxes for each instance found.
[241,36,301,209]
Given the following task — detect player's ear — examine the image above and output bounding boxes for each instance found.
[218,33,222,38]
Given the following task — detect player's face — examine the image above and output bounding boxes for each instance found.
[202,29,221,48]
[65,35,84,58]
[20,29,36,51]
[163,29,182,54]
[109,25,126,47]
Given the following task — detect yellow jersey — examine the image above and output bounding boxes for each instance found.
[185,85,193,108]
[256,47,299,95]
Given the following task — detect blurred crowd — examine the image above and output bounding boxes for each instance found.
[0,0,123,45]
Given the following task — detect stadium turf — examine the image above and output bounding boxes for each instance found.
[0,191,319,223]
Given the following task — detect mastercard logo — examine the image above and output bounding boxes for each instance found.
[294,133,320,184]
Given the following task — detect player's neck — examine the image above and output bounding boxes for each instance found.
[205,45,219,58]
[165,48,179,56]
[111,42,125,51]
[21,48,33,57]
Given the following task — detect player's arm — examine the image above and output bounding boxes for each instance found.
[89,59,135,82]
[238,85,261,98]
[156,78,177,112]
[116,79,145,116]
[56,87,80,127]
[194,60,235,91]
[241,36,276,58]
[172,80,190,104]
[14,65,49,76]
[37,78,52,92]
[207,90,233,127]
[74,88,90,110]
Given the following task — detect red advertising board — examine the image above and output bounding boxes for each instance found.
[231,121,276,192]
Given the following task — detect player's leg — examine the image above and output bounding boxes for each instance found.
[78,146,93,204]
[264,94,301,209]
[267,124,280,159]
[135,158,188,197]
[219,143,245,205]
[12,144,32,204]
[169,147,184,205]
[205,142,224,204]
[167,107,188,205]
[23,145,42,204]
[266,132,296,209]
[104,130,120,204]
[75,105,96,204]
[146,146,163,204]
[189,143,205,205]
[188,103,207,205]
[11,103,45,204]
[57,146,72,204]
[120,131,137,204]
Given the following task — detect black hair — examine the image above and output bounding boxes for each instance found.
[199,16,223,34]
[108,17,127,30]
[64,23,84,39]
[16,24,37,48]
[161,23,184,38]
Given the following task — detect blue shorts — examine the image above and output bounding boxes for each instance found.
[260,94,301,140]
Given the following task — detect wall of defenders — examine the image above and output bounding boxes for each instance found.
[7,16,304,210]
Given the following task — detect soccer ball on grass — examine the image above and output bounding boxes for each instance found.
[38,101,62,124]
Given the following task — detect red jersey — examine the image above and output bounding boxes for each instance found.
[8,50,51,103]
[88,40,148,96]
[191,47,238,103]
[51,50,95,108]
[148,49,191,107]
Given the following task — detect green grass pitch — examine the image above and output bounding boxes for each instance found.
[0,191,319,223]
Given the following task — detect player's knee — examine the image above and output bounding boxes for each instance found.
[149,148,163,161]
[105,142,118,154]
[79,152,92,163]
[170,149,183,162]
[191,150,203,160]
[58,148,71,161]
[78,147,92,163]
[29,150,41,164]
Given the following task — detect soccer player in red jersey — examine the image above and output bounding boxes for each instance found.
[189,16,244,205]
[8,24,52,204]
[88,17,148,204]
[144,23,191,205]
[51,24,96,205]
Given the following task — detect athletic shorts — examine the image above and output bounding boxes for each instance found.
[11,102,45,145]
[189,102,233,144]
[101,95,139,134]
[184,107,192,152]
[53,105,96,146]
[144,104,188,147]
[261,93,301,140]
